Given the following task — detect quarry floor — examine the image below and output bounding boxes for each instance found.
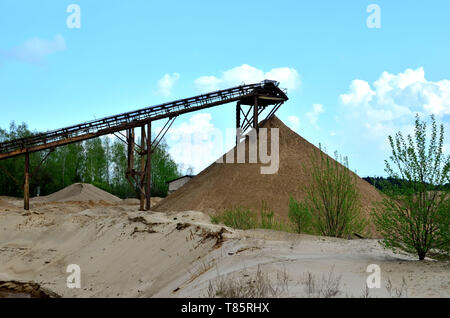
[0,197,448,298]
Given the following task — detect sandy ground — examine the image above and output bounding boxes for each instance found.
[0,197,448,298]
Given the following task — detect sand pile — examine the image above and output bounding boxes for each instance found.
[32,183,121,203]
[154,116,383,230]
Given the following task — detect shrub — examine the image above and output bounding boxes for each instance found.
[372,114,450,260]
[259,201,276,229]
[301,266,342,298]
[304,147,366,238]
[211,202,290,232]
[288,196,312,233]
[211,206,258,230]
[259,201,274,229]
[205,266,288,298]
[259,201,291,232]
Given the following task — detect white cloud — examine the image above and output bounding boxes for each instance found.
[340,79,375,106]
[164,113,229,174]
[265,67,301,91]
[338,67,450,162]
[340,67,450,119]
[155,72,180,97]
[287,115,300,131]
[0,34,66,64]
[306,104,324,126]
[194,75,221,92]
[194,64,300,92]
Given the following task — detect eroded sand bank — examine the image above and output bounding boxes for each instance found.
[0,197,448,298]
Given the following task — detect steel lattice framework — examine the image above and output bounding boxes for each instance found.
[0,79,288,210]
[0,80,287,160]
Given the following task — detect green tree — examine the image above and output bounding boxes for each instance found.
[103,137,112,186]
[0,121,180,199]
[83,138,108,186]
[304,147,366,238]
[59,143,85,188]
[110,140,132,197]
[32,143,84,196]
[372,114,450,260]
[0,122,37,196]
[150,140,180,197]
[288,196,312,233]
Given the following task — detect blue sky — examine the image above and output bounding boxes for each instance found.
[1,1,449,176]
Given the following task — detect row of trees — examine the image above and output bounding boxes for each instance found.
[363,176,449,193]
[0,122,181,199]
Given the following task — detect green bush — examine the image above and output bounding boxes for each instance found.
[211,202,290,232]
[372,114,450,260]
[260,201,275,229]
[259,201,290,231]
[304,147,366,238]
[288,196,312,233]
[211,206,258,230]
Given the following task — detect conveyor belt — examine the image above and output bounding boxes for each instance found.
[0,80,288,160]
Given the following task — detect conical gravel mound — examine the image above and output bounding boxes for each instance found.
[32,183,121,203]
[154,116,383,234]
